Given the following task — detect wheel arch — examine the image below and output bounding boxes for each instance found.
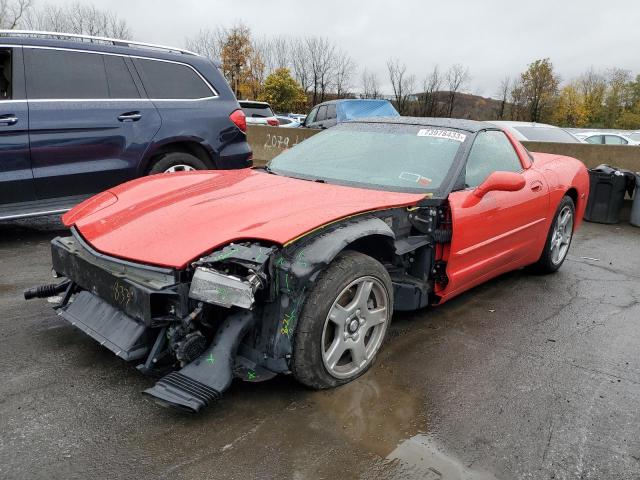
[565,187,578,208]
[143,139,217,173]
[343,234,395,265]
[285,216,396,281]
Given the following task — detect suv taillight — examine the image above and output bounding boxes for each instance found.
[230,109,246,132]
[267,118,279,127]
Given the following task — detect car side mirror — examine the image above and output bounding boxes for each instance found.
[462,171,526,207]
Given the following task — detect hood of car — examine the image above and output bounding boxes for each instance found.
[63,169,425,269]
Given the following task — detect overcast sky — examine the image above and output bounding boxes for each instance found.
[63,0,640,97]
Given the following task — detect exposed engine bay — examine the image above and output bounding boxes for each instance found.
[25,203,452,413]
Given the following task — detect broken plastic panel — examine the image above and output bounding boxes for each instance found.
[189,267,260,309]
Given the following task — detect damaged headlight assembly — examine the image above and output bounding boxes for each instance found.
[188,242,276,309]
[189,267,262,309]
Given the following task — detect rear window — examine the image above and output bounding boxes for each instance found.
[241,103,275,118]
[339,100,400,121]
[134,58,214,99]
[514,126,579,143]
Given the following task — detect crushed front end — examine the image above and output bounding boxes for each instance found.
[29,229,286,413]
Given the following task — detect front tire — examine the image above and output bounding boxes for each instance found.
[147,152,209,174]
[529,195,575,274]
[292,251,393,389]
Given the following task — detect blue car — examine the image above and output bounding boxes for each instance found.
[302,99,399,129]
[0,30,251,221]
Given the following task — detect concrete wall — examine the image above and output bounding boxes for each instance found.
[247,125,640,171]
[247,126,318,167]
[521,142,640,171]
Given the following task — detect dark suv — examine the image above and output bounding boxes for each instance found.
[0,31,251,221]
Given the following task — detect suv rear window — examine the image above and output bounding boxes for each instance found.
[241,103,275,118]
[133,58,214,99]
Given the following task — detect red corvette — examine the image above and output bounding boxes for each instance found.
[27,118,588,412]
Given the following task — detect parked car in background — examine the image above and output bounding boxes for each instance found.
[239,100,279,126]
[489,121,581,143]
[27,117,588,413]
[628,131,640,143]
[303,99,399,129]
[287,113,306,123]
[574,132,639,145]
[0,30,251,221]
[276,115,301,127]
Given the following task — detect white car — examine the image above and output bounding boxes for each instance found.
[239,101,279,127]
[574,132,639,146]
[276,115,301,128]
[489,121,581,143]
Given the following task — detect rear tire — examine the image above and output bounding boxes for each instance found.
[529,195,575,274]
[292,251,393,390]
[147,152,209,175]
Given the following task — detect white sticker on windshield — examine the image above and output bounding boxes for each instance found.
[417,128,467,142]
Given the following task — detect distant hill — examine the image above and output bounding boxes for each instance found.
[407,91,509,120]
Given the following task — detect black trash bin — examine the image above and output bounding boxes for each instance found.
[584,165,632,224]
[631,173,640,227]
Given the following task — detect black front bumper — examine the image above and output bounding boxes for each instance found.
[51,232,180,326]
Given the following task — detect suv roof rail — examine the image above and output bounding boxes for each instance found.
[0,29,199,56]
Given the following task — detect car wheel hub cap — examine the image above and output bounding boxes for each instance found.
[550,206,573,265]
[321,276,390,379]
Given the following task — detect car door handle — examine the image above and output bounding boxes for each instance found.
[530,181,543,192]
[0,114,18,125]
[118,112,142,122]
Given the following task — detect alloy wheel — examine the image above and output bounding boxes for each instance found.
[321,276,390,379]
[550,205,573,265]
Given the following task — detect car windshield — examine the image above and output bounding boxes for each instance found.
[241,103,274,118]
[514,126,579,143]
[268,123,465,193]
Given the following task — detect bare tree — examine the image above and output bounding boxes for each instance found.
[0,0,31,29]
[305,36,335,105]
[361,68,380,99]
[387,58,415,115]
[496,75,511,119]
[509,79,526,120]
[258,35,289,75]
[24,2,131,38]
[185,27,227,60]
[420,65,442,116]
[333,49,354,98]
[444,64,470,117]
[290,37,312,96]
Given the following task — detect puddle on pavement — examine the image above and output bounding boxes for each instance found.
[380,434,500,480]
[311,362,425,458]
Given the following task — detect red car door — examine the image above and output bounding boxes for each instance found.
[439,130,549,302]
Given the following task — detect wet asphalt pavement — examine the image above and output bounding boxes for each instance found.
[1,212,639,480]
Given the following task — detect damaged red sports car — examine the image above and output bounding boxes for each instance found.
[26,118,589,413]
